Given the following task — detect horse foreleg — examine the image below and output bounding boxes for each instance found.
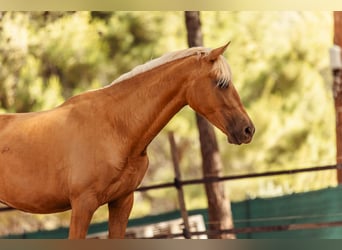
[108,193,134,239]
[69,196,99,239]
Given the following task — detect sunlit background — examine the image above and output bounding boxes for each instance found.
[0,11,336,235]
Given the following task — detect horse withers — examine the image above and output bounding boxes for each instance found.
[0,43,254,238]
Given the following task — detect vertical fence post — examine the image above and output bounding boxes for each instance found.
[168,131,192,239]
[330,45,342,182]
[332,11,342,183]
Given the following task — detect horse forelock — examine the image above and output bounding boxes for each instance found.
[211,55,232,87]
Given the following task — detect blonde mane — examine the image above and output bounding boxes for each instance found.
[111,46,232,86]
[112,47,211,84]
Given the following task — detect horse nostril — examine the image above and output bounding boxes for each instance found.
[244,126,254,137]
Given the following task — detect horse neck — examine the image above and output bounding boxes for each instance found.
[103,57,196,156]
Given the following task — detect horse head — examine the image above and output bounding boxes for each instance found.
[186,43,255,145]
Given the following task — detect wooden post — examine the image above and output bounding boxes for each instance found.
[184,11,236,239]
[168,131,192,239]
[332,11,342,184]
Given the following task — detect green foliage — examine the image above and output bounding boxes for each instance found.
[0,11,185,112]
[0,11,337,233]
[0,12,65,112]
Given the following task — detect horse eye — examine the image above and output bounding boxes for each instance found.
[216,79,229,89]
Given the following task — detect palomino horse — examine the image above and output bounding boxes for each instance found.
[0,43,254,239]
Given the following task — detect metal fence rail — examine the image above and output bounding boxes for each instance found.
[136,164,340,192]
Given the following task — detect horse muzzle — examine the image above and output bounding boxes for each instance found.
[227,122,255,145]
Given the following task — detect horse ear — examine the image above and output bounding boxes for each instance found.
[207,42,231,62]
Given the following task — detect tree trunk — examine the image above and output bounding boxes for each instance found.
[184,11,235,239]
[333,11,342,184]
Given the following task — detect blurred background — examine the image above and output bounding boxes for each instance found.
[0,11,336,236]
